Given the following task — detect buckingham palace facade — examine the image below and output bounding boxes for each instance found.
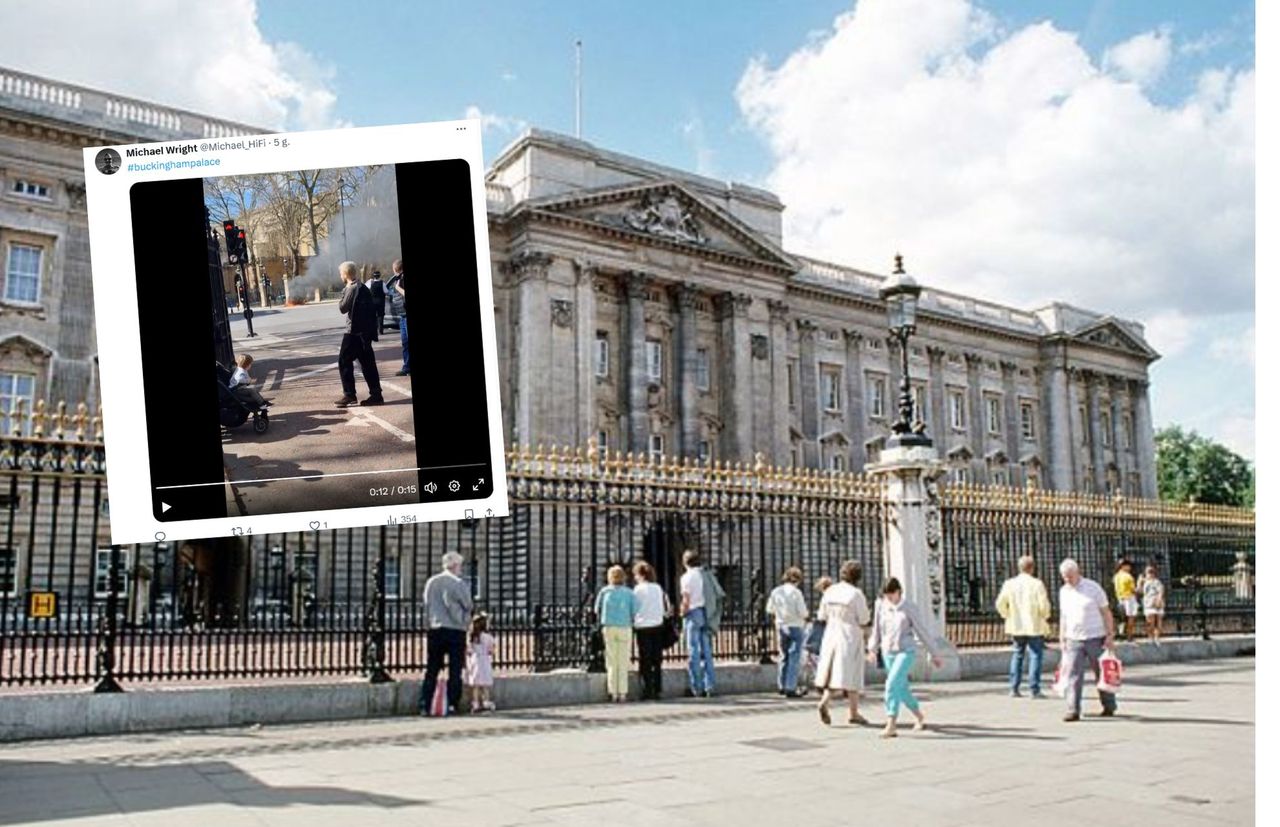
[484,130,1159,497]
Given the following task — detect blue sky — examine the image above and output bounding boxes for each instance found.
[2,0,1257,457]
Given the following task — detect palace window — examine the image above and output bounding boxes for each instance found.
[790,446,800,467]
[645,339,662,383]
[695,347,710,391]
[0,547,15,597]
[953,467,970,485]
[1101,411,1113,447]
[991,468,1008,487]
[868,376,886,419]
[12,179,51,199]
[93,548,132,599]
[648,433,664,461]
[4,243,43,304]
[986,396,1002,436]
[593,333,609,378]
[820,366,842,412]
[787,360,797,409]
[1020,402,1036,440]
[597,430,609,452]
[1080,406,1089,445]
[911,385,928,424]
[0,372,37,436]
[698,439,711,462]
[384,556,402,600]
[1122,413,1134,450]
[949,390,966,431]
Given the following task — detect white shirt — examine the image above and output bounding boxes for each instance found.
[1058,577,1109,641]
[633,581,667,628]
[229,366,250,389]
[767,583,808,628]
[680,568,705,610]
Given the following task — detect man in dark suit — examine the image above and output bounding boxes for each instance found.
[367,270,386,340]
[335,261,383,408]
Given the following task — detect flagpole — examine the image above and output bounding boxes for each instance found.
[575,39,583,139]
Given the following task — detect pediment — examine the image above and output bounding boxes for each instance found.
[947,444,973,462]
[1071,319,1157,359]
[0,333,54,362]
[819,429,850,446]
[520,181,796,270]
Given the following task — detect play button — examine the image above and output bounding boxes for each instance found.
[161,502,172,513]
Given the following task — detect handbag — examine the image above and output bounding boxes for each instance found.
[662,615,682,649]
[1097,651,1123,694]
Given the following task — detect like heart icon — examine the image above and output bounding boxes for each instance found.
[309,521,320,531]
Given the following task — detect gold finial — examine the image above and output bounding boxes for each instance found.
[32,399,46,439]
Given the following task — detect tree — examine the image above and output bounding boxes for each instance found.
[257,173,310,302]
[1155,426,1254,507]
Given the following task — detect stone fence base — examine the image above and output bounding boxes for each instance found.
[0,634,1253,742]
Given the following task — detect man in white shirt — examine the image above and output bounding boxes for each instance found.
[1057,558,1118,722]
[680,550,715,697]
[767,567,809,698]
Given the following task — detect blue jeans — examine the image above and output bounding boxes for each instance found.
[777,626,804,692]
[1063,636,1118,716]
[1009,635,1045,694]
[684,608,715,694]
[883,650,920,718]
[398,316,410,373]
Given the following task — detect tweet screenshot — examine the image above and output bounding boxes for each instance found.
[83,121,508,545]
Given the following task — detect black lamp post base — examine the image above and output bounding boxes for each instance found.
[886,431,934,449]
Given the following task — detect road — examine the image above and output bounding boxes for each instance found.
[222,302,419,517]
[0,658,1255,826]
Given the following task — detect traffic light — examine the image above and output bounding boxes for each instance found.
[236,229,248,263]
[223,221,240,263]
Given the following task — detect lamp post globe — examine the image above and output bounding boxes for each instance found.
[879,254,931,448]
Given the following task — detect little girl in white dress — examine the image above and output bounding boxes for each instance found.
[466,613,496,712]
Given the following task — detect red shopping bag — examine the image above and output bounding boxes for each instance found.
[1097,651,1123,694]
[427,680,450,717]
[1051,664,1067,698]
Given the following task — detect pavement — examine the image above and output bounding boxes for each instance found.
[221,303,419,517]
[0,657,1254,826]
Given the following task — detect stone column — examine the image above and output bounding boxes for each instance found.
[843,329,866,469]
[768,301,791,466]
[964,352,985,481]
[1000,361,1020,485]
[717,293,755,462]
[573,259,597,448]
[624,272,652,454]
[1130,378,1158,498]
[1041,361,1074,490]
[1109,375,1128,493]
[511,251,552,447]
[675,284,701,458]
[1065,367,1085,490]
[926,346,947,456]
[796,319,819,467]
[1085,371,1107,493]
[866,445,960,681]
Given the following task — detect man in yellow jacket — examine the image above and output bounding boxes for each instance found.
[995,555,1052,698]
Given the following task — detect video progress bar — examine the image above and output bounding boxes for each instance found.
[156,463,488,490]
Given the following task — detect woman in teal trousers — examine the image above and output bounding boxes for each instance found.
[866,577,943,738]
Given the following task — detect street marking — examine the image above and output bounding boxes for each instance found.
[381,380,411,397]
[280,363,339,384]
[349,408,415,442]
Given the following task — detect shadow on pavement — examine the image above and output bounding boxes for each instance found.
[1127,715,1253,727]
[921,723,1066,741]
[0,758,425,824]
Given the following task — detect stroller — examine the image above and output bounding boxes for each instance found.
[216,362,270,434]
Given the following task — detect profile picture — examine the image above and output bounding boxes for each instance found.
[95,148,122,175]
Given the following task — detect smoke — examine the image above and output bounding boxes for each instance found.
[291,165,402,295]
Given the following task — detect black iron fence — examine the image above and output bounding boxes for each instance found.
[0,414,1257,690]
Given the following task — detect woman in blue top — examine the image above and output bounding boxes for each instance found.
[595,565,638,702]
[866,577,943,738]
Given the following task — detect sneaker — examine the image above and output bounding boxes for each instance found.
[1010,689,1022,698]
[395,369,409,376]
[360,395,385,406]
[1062,712,1080,722]
[1099,707,1116,718]
[703,689,714,699]
[335,394,358,407]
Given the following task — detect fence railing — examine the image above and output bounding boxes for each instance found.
[0,404,1257,690]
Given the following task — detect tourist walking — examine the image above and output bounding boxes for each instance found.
[800,575,833,694]
[766,567,808,698]
[867,578,944,738]
[632,561,670,700]
[994,555,1052,698]
[1137,564,1165,645]
[1058,558,1119,722]
[681,550,725,698]
[595,565,637,702]
[466,612,496,713]
[814,561,871,726]
[419,552,473,716]
[335,261,383,407]
[1113,559,1139,641]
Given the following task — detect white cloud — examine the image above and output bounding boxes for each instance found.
[0,0,340,130]
[1143,311,1199,358]
[735,0,1254,327]
[463,105,528,137]
[1103,28,1173,86]
[1209,325,1255,367]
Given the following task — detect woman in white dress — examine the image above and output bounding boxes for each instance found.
[814,560,872,726]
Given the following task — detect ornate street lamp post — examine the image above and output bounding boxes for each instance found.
[879,254,932,448]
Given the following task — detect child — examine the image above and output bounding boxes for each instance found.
[1137,564,1165,646]
[466,612,496,712]
[228,354,270,409]
[800,576,833,695]
[1113,559,1138,641]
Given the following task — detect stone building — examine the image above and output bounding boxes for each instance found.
[0,67,1158,496]
[485,130,1159,496]
[0,67,255,420]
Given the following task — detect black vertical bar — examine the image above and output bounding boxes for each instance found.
[93,543,124,692]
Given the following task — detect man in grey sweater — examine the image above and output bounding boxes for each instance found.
[419,552,473,715]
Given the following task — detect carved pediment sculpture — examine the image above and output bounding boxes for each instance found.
[623,193,708,245]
